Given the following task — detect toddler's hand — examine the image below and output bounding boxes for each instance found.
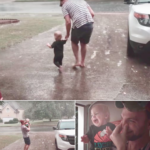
[81,135,89,143]
[106,126,113,137]
[47,43,51,47]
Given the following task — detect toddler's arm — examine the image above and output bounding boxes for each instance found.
[81,135,90,143]
[47,43,52,48]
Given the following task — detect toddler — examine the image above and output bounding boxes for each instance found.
[47,31,67,73]
[81,103,116,150]
[25,118,30,127]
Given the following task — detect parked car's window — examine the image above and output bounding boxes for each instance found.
[137,0,150,3]
[59,121,75,129]
[57,122,60,129]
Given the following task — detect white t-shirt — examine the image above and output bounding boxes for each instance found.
[62,0,94,29]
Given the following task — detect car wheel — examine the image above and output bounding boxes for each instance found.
[55,139,60,150]
[127,32,134,57]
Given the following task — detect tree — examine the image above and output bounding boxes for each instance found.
[23,101,74,121]
[0,101,4,105]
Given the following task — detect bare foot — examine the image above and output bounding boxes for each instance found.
[72,63,81,68]
[80,63,85,68]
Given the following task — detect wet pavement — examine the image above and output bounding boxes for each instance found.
[1,13,150,100]
[0,0,128,13]
[1,132,56,150]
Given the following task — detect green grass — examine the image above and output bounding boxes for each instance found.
[0,14,64,50]
[15,0,89,1]
[0,119,59,127]
[0,134,22,149]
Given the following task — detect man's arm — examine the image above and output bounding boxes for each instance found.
[87,6,95,18]
[64,15,71,40]
[23,125,30,132]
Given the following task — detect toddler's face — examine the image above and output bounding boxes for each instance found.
[91,106,107,127]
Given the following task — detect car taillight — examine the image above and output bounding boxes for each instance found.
[134,12,150,27]
[59,134,68,141]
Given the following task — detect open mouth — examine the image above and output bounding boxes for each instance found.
[93,119,98,124]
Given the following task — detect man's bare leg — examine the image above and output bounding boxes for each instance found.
[24,145,26,150]
[26,145,30,150]
[71,42,80,67]
[80,42,87,67]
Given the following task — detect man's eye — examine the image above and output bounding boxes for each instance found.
[129,119,135,123]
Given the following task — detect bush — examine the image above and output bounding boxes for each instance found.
[4,119,18,124]
[0,118,3,123]
[13,118,19,123]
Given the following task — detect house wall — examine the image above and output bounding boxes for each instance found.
[0,105,24,122]
[17,109,24,120]
[2,105,17,118]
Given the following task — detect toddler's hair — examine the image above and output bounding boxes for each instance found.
[91,103,110,122]
[26,118,30,122]
[54,31,62,40]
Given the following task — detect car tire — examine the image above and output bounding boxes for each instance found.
[127,32,134,57]
[55,139,60,150]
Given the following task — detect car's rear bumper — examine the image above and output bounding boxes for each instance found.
[130,40,150,53]
[57,138,75,150]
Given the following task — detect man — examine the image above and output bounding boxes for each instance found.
[108,101,150,150]
[60,0,94,67]
[20,120,31,150]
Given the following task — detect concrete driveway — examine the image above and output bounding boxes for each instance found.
[1,132,56,150]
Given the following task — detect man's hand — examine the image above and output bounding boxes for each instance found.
[110,123,128,150]
[81,135,90,143]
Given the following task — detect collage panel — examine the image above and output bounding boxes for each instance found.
[1,0,150,150]
[0,101,75,150]
[76,101,150,150]
[1,0,150,100]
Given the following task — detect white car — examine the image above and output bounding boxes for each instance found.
[125,0,150,57]
[53,119,75,150]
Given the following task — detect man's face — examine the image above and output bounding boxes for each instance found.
[91,106,107,127]
[121,107,150,141]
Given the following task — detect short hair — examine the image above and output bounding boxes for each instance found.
[54,31,62,40]
[26,118,30,122]
[91,104,110,122]
[20,120,24,125]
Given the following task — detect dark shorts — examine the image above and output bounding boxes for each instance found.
[71,22,93,44]
[24,137,31,145]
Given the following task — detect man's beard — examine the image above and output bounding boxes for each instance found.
[127,132,143,141]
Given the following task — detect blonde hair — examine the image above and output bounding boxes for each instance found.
[26,118,30,122]
[54,31,62,40]
[91,104,110,122]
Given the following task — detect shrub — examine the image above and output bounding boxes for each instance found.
[13,118,19,123]
[0,118,3,123]
[4,119,18,124]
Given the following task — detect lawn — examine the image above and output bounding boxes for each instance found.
[0,119,59,127]
[0,14,64,50]
[0,134,22,150]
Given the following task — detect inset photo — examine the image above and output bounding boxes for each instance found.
[76,101,150,150]
[0,101,75,150]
